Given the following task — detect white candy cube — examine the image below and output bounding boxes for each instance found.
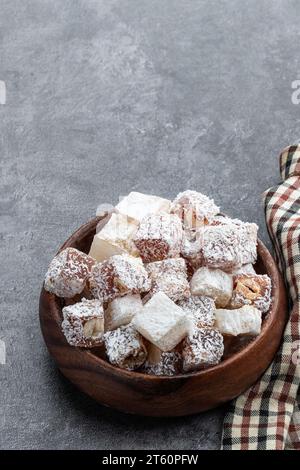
[116,191,171,223]
[190,266,233,308]
[132,291,189,351]
[105,294,143,331]
[215,305,262,336]
[89,212,139,262]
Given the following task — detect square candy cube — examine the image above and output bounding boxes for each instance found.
[201,219,258,269]
[62,298,104,347]
[44,247,96,298]
[89,212,139,263]
[177,295,216,329]
[200,224,242,270]
[215,305,262,336]
[171,190,219,229]
[88,254,150,302]
[230,274,271,313]
[116,191,171,223]
[132,291,189,351]
[105,294,143,331]
[104,324,147,370]
[146,258,190,302]
[182,327,224,372]
[190,266,233,308]
[134,212,183,263]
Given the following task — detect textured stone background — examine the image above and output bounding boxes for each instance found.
[0,0,299,450]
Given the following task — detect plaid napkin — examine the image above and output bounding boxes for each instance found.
[222,145,300,450]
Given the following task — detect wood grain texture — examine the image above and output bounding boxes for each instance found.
[39,216,288,416]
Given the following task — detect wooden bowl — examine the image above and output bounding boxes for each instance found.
[39,216,288,416]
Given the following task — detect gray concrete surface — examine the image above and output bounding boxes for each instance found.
[0,0,299,450]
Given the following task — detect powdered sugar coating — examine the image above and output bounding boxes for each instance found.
[211,215,253,227]
[62,298,104,347]
[145,258,190,302]
[133,292,189,351]
[116,191,171,223]
[134,212,183,263]
[210,216,258,265]
[182,218,257,271]
[171,190,219,229]
[230,274,272,313]
[215,305,262,336]
[89,212,139,262]
[200,225,241,270]
[144,351,182,376]
[45,247,96,298]
[238,222,258,265]
[88,254,151,302]
[105,294,143,331]
[181,230,203,269]
[104,325,147,370]
[200,221,258,270]
[177,296,216,329]
[190,266,233,308]
[182,327,224,372]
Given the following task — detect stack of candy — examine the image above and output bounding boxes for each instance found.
[44,190,272,374]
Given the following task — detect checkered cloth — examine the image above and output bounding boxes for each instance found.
[222,145,300,450]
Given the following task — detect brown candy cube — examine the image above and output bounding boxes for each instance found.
[177,295,216,329]
[182,327,224,372]
[88,254,150,302]
[201,220,258,270]
[44,247,96,298]
[230,274,271,313]
[143,343,182,376]
[62,298,104,347]
[145,258,190,302]
[133,213,183,263]
[104,324,147,370]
